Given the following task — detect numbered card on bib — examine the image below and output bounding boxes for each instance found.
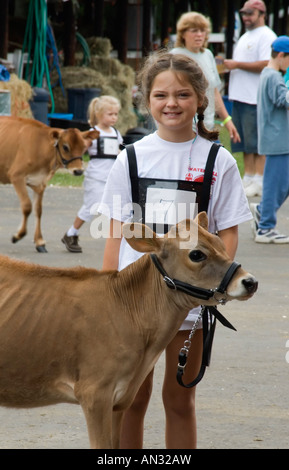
[103,137,119,155]
[145,188,197,227]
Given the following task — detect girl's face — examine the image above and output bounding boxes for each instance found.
[98,106,119,128]
[149,70,202,141]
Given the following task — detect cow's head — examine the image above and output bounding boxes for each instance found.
[50,128,100,176]
[122,213,258,307]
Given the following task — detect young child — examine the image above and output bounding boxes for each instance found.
[98,52,252,449]
[62,95,123,252]
[251,36,289,243]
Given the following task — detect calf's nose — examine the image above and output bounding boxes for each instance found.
[73,169,83,176]
[242,277,258,294]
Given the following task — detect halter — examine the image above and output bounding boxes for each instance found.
[150,254,241,305]
[55,142,83,167]
[150,253,240,388]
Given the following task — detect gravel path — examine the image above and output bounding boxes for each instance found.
[0,184,288,449]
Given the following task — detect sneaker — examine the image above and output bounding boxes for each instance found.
[250,203,261,236]
[255,228,289,244]
[242,177,254,189]
[61,233,82,252]
[245,181,262,198]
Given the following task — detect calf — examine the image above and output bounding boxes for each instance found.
[0,213,257,448]
[0,116,99,252]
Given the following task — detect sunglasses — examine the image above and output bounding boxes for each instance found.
[240,10,254,16]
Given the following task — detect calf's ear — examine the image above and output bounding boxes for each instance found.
[82,130,100,141]
[195,212,208,231]
[49,128,61,146]
[122,223,162,253]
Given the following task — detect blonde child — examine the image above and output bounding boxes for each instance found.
[98,52,252,448]
[62,95,123,252]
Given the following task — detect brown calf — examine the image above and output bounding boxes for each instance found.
[0,213,257,448]
[0,116,99,252]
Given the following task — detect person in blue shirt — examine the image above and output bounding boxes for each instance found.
[251,36,289,243]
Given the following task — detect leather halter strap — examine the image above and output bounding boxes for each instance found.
[55,144,83,167]
[150,254,241,303]
[150,253,240,388]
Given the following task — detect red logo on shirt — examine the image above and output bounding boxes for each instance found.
[185,170,217,184]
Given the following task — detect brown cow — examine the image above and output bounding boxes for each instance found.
[0,116,99,252]
[0,213,257,448]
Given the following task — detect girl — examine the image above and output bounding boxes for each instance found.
[62,95,123,253]
[99,52,252,448]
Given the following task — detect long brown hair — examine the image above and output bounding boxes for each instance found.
[138,51,219,141]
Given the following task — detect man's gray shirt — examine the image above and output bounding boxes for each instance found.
[257,67,289,155]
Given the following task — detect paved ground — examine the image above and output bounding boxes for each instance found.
[0,183,289,449]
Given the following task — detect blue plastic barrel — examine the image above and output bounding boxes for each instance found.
[67,88,101,122]
[30,87,50,124]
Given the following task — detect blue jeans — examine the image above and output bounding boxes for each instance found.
[258,154,289,230]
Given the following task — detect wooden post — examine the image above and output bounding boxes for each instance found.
[161,0,170,47]
[226,0,236,59]
[142,0,151,57]
[0,0,9,59]
[272,0,280,35]
[63,0,76,66]
[93,0,105,36]
[281,0,289,34]
[117,0,128,63]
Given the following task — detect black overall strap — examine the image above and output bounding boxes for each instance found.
[198,143,221,213]
[126,144,139,206]
[126,142,221,212]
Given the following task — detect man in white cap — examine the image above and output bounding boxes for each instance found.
[224,0,276,197]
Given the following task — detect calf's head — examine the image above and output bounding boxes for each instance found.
[50,128,99,176]
[122,212,258,306]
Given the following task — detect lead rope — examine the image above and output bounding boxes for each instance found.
[178,307,204,362]
[177,305,236,388]
[177,307,205,388]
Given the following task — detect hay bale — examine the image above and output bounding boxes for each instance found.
[0,73,33,118]
[86,37,112,57]
[51,66,106,114]
[50,37,138,134]
[90,56,123,76]
[55,66,106,89]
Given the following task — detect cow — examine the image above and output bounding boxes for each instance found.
[0,116,99,252]
[0,213,258,448]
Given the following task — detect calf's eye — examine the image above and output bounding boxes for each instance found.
[189,250,207,262]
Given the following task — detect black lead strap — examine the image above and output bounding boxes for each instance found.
[150,254,239,388]
[176,305,236,389]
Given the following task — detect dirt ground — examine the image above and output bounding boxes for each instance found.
[0,184,288,449]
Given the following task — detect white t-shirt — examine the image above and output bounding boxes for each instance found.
[77,126,123,222]
[87,125,123,184]
[170,47,221,130]
[98,132,252,329]
[228,25,276,105]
